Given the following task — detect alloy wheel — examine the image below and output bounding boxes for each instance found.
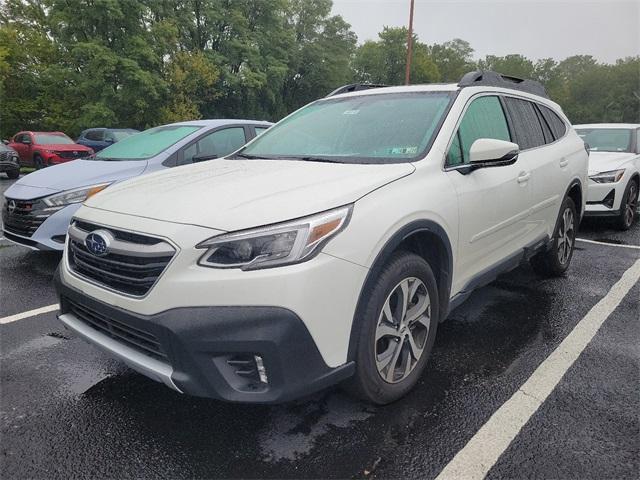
[624,183,638,228]
[557,207,575,265]
[375,277,430,384]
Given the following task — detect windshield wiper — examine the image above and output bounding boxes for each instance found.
[232,153,265,159]
[281,155,343,164]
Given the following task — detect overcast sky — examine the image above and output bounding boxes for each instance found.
[331,0,640,63]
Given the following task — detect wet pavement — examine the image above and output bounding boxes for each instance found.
[1,175,639,479]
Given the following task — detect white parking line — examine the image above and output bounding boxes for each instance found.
[576,238,640,250]
[435,258,640,480]
[0,304,60,325]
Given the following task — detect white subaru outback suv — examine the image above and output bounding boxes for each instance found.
[55,71,588,404]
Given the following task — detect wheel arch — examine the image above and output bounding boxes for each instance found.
[347,220,453,362]
[565,178,583,221]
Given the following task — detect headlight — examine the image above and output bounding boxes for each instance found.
[43,183,111,207]
[589,169,625,183]
[197,205,353,270]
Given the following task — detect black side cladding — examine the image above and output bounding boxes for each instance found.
[459,70,549,99]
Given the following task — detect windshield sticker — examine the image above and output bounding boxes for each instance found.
[342,110,360,115]
[390,146,418,155]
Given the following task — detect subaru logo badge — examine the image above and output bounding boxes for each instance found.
[7,200,16,214]
[85,230,111,256]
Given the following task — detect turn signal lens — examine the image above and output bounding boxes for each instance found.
[85,184,109,200]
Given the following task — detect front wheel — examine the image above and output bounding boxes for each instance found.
[616,179,638,231]
[33,154,45,169]
[6,168,19,179]
[346,251,439,405]
[531,196,577,277]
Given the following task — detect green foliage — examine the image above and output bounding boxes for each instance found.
[0,1,638,140]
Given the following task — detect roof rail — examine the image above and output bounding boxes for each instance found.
[326,83,388,97]
[458,70,549,99]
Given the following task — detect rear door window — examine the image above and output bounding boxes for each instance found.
[503,97,546,150]
[446,95,511,166]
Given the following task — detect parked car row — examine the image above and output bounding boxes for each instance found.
[2,128,140,170]
[2,119,271,250]
[2,71,639,406]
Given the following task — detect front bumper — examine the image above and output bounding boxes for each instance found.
[2,202,80,251]
[584,174,630,217]
[0,160,19,173]
[55,269,355,403]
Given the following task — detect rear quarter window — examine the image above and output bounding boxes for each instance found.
[538,105,567,140]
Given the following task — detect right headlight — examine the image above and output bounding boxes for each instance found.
[589,169,625,183]
[43,182,112,207]
[196,205,353,270]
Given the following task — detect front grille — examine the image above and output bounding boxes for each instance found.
[0,150,18,163]
[57,151,90,159]
[66,298,167,360]
[2,198,49,238]
[67,221,175,296]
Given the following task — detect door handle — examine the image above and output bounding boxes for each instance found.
[559,157,569,167]
[517,172,531,183]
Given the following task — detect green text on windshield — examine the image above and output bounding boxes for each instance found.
[96,125,201,160]
[238,92,454,164]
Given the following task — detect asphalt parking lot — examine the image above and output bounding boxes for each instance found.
[1,175,638,479]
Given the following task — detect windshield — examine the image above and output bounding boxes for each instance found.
[35,133,74,145]
[109,130,138,141]
[576,128,633,153]
[238,92,454,164]
[96,125,200,160]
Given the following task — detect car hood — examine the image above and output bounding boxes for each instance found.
[588,151,638,175]
[39,143,93,151]
[5,160,149,200]
[85,159,415,231]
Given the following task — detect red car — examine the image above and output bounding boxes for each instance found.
[9,131,94,169]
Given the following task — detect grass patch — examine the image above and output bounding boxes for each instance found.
[20,167,35,173]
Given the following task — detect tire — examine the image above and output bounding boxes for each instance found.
[530,196,577,277]
[346,251,439,405]
[6,168,19,179]
[34,154,45,169]
[616,179,638,231]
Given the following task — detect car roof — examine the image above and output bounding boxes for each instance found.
[21,131,67,135]
[168,119,273,128]
[574,123,640,129]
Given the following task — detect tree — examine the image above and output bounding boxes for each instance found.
[428,38,475,82]
[478,54,535,79]
[353,27,439,85]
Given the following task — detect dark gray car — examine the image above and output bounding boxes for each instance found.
[0,143,20,179]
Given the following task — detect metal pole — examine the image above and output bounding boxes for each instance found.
[405,0,415,85]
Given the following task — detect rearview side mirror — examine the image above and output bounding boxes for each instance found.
[469,138,519,168]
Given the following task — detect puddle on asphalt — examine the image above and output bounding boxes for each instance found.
[258,393,375,461]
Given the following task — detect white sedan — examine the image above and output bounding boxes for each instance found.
[576,123,640,230]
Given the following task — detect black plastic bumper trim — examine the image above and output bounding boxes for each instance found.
[54,268,355,403]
